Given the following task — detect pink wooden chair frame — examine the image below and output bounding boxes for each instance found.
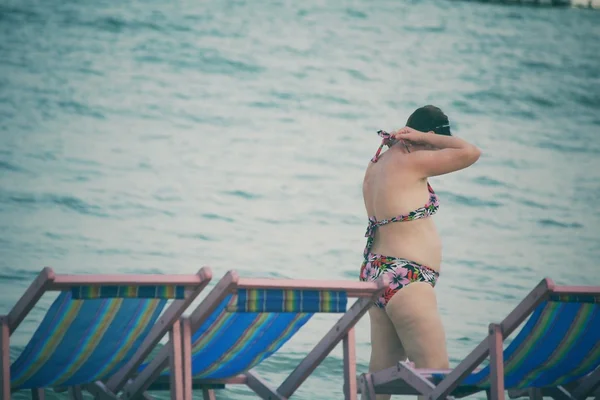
[101,270,389,400]
[0,266,213,400]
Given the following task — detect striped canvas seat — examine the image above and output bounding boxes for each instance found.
[115,270,389,400]
[182,289,346,380]
[358,278,600,400]
[11,291,169,390]
[434,294,600,393]
[1,267,212,400]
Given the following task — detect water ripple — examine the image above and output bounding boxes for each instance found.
[0,191,107,217]
[438,191,504,208]
[537,219,584,229]
[0,160,26,173]
[201,213,235,223]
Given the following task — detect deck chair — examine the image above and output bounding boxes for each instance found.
[0,266,212,400]
[97,270,388,400]
[357,277,600,400]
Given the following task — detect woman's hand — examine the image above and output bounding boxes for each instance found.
[391,127,432,145]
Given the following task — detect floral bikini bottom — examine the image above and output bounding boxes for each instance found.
[359,253,439,309]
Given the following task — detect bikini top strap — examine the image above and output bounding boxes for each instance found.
[365,217,378,237]
[365,216,394,237]
[371,130,394,163]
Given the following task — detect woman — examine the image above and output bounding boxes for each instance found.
[360,105,481,399]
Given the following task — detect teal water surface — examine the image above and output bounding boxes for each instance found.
[1,0,599,398]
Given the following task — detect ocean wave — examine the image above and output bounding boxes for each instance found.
[222,190,262,200]
[472,176,510,188]
[537,219,584,229]
[0,267,40,282]
[0,5,40,23]
[437,191,504,208]
[0,160,27,173]
[201,213,235,223]
[0,191,107,217]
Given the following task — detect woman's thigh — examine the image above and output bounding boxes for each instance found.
[368,306,407,400]
[368,306,407,372]
[385,282,449,369]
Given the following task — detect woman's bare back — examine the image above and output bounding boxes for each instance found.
[362,146,443,270]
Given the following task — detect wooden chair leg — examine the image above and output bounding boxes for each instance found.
[358,373,375,400]
[68,386,84,400]
[489,324,506,400]
[169,321,184,400]
[31,388,46,400]
[202,388,216,400]
[343,328,357,400]
[0,317,9,400]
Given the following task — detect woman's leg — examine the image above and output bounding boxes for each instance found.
[368,305,407,400]
[385,282,449,369]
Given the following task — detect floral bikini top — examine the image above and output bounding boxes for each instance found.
[365,130,440,241]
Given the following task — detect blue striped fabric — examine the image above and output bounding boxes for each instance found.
[549,293,600,303]
[187,295,312,378]
[232,289,347,313]
[71,285,186,299]
[11,291,167,389]
[146,289,348,380]
[432,299,600,390]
